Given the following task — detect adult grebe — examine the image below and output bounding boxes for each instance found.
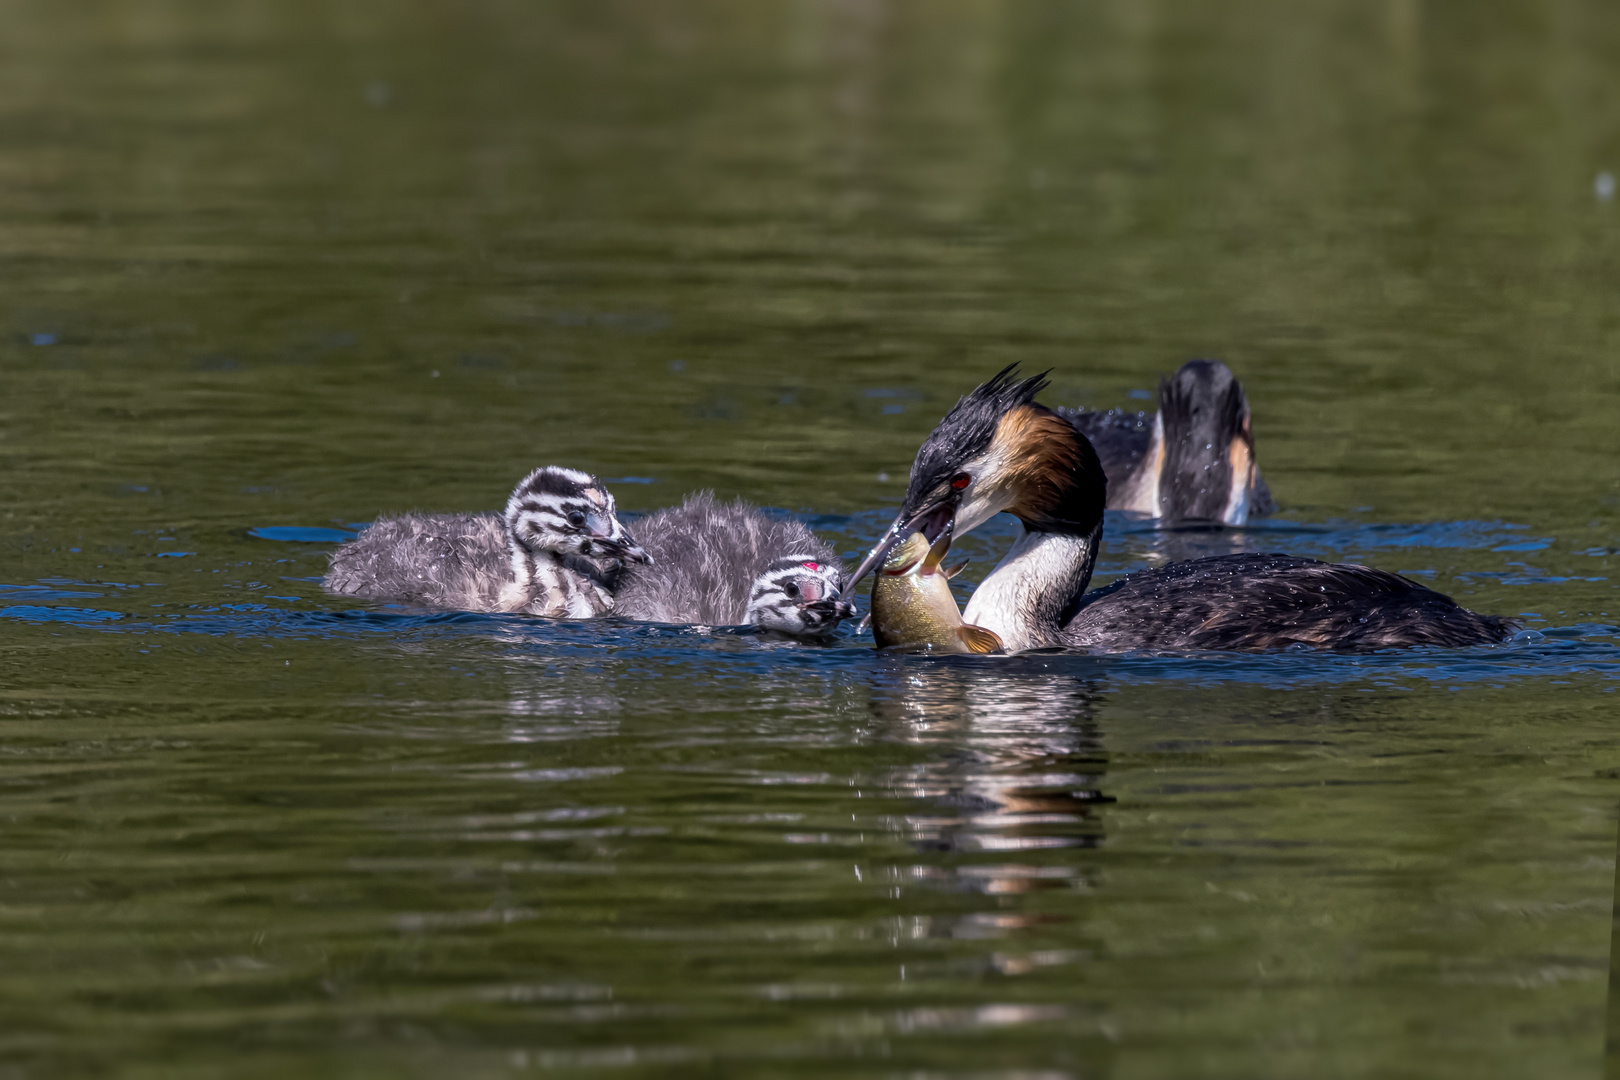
[614,492,854,639]
[844,368,1514,653]
[1057,359,1275,524]
[325,466,650,618]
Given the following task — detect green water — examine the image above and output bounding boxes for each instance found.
[2,1,1618,1076]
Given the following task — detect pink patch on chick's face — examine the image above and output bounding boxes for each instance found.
[801,562,819,571]
[797,577,822,602]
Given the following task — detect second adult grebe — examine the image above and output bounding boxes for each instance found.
[1057,359,1275,524]
[845,368,1514,653]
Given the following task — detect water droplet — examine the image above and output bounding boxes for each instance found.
[1596,171,1615,202]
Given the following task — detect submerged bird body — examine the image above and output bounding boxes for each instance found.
[614,492,853,638]
[324,466,648,618]
[870,530,1002,653]
[847,367,1514,654]
[1058,359,1274,524]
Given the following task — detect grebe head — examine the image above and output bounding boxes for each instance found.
[747,556,855,638]
[844,365,1106,593]
[1157,359,1256,525]
[503,466,652,565]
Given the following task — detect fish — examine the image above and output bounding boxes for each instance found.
[868,528,1003,654]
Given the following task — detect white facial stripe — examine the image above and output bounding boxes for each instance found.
[951,442,1020,538]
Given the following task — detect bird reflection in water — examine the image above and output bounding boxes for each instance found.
[866,661,1111,906]
[501,659,623,744]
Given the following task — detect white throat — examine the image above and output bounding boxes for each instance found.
[962,528,1096,653]
[1115,412,1164,516]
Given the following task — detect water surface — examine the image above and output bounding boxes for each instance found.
[2,1,1618,1076]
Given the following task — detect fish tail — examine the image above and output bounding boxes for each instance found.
[957,624,1004,654]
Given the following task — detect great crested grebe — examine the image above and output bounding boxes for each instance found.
[324,466,650,618]
[1057,359,1275,524]
[845,367,1514,653]
[614,492,855,638]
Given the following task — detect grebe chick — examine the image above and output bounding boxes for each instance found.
[324,466,650,618]
[1057,359,1275,524]
[845,367,1514,653]
[614,491,854,639]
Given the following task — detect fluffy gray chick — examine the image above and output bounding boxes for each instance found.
[614,492,854,638]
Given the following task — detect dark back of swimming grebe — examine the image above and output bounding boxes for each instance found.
[1063,552,1516,652]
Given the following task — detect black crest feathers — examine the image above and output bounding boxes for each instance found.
[904,365,1052,508]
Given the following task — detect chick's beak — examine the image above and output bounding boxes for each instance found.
[803,598,857,622]
[600,530,652,565]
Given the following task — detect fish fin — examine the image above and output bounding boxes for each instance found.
[943,558,970,580]
[957,624,1003,654]
[921,530,954,573]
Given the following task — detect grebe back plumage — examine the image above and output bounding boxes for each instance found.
[846,367,1514,653]
[614,492,854,638]
[1062,552,1513,651]
[324,466,649,617]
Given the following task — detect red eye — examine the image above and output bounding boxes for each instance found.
[950,473,971,490]
[801,561,819,571]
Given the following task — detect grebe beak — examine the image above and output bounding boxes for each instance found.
[840,500,956,598]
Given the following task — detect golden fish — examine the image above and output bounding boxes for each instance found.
[869,530,1002,653]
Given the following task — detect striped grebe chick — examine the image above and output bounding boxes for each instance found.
[845,367,1514,653]
[1057,359,1275,525]
[614,492,854,639]
[324,466,649,618]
